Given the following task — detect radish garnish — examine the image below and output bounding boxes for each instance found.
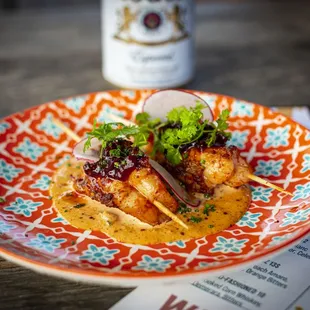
[143,89,213,122]
[149,159,200,207]
[73,137,101,163]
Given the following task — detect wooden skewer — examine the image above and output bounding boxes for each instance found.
[154,201,189,229]
[52,117,189,229]
[248,175,293,196]
[132,185,189,229]
[52,118,81,142]
[107,114,294,196]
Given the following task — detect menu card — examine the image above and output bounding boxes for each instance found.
[111,237,310,310]
[110,107,310,310]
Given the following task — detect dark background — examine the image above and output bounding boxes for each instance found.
[1,0,310,119]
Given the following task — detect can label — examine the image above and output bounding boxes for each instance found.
[102,0,194,89]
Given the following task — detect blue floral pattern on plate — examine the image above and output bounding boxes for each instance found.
[210,237,248,254]
[231,100,254,117]
[292,182,310,201]
[167,240,186,248]
[306,132,310,141]
[264,125,290,148]
[237,211,262,228]
[133,255,175,273]
[195,261,222,270]
[255,159,284,177]
[14,138,46,161]
[97,105,126,123]
[0,159,24,182]
[62,96,87,112]
[268,234,295,247]
[226,130,249,149]
[51,217,69,225]
[0,220,16,234]
[26,233,66,253]
[251,186,273,202]
[280,209,310,227]
[5,197,43,217]
[80,244,119,265]
[301,154,310,173]
[38,113,62,138]
[30,175,51,190]
[120,90,135,99]
[0,121,10,134]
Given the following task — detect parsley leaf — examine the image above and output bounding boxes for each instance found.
[164,106,232,165]
[136,112,151,124]
[83,121,148,155]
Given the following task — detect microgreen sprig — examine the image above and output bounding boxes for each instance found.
[136,104,232,165]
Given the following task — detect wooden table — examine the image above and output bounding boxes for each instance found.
[0,1,310,309]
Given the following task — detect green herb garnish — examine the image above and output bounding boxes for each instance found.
[200,159,206,165]
[203,203,216,216]
[0,197,6,203]
[189,216,202,223]
[83,121,147,156]
[208,224,214,228]
[109,147,122,157]
[83,104,231,164]
[73,203,86,209]
[136,104,231,165]
[177,203,191,214]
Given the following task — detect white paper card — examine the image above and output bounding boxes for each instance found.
[111,237,310,310]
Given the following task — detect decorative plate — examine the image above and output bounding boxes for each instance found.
[0,90,309,286]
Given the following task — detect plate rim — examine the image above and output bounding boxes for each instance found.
[0,228,308,285]
[0,89,309,283]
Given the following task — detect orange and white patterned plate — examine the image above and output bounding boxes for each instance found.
[0,90,309,286]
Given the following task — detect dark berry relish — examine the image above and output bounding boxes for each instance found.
[83,140,148,181]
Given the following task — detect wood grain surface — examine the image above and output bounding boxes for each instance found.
[0,1,309,309]
[0,257,133,310]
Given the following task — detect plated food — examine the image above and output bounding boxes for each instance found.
[0,90,309,285]
[50,90,286,245]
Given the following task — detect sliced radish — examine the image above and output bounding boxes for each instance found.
[149,159,200,207]
[143,89,214,122]
[73,138,101,162]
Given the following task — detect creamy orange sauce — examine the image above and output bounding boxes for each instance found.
[50,158,251,245]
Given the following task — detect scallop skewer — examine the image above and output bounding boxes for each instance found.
[107,114,293,196]
[52,117,189,229]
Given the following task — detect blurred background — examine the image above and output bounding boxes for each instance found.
[1,0,310,118]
